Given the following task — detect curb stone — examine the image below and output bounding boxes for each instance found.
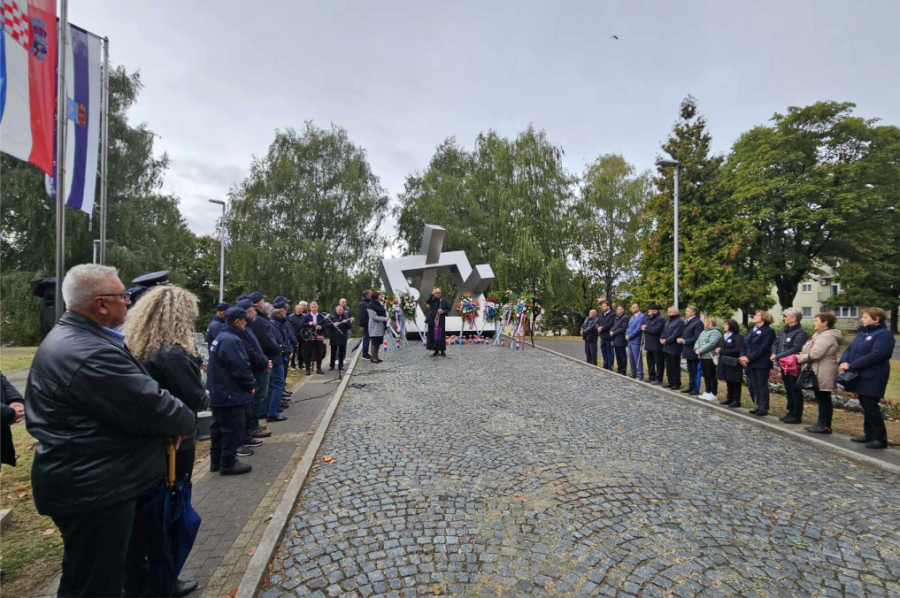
[235,346,362,598]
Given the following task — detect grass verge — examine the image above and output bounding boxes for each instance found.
[0,347,38,373]
[0,426,63,598]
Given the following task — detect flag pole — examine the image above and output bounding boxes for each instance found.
[55,0,70,322]
[99,36,109,264]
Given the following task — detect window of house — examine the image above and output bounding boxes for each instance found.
[802,307,812,317]
[831,284,841,297]
[837,306,858,318]
[801,283,813,293]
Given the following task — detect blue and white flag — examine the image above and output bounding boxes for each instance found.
[45,23,101,215]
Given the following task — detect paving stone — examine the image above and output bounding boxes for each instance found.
[260,346,900,596]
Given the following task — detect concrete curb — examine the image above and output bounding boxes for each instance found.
[235,346,363,598]
[524,338,900,478]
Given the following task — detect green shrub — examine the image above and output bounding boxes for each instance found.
[1,270,44,346]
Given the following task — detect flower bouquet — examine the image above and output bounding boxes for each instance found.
[399,292,418,318]
[457,291,480,333]
[512,294,533,337]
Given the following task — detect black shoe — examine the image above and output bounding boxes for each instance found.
[637,377,644,382]
[727,401,742,408]
[851,436,869,443]
[806,425,832,434]
[267,415,288,422]
[236,447,254,456]
[243,438,264,447]
[317,369,324,374]
[329,365,335,370]
[649,381,661,385]
[283,390,293,396]
[782,417,801,424]
[755,410,768,417]
[865,440,887,449]
[749,409,759,415]
[629,375,637,379]
[174,578,199,597]
[210,462,220,473]
[669,386,681,391]
[251,429,272,438]
[778,416,788,422]
[220,462,252,476]
[432,351,439,357]
[280,402,290,410]
[440,352,447,357]
[305,369,312,375]
[681,388,695,394]
[718,399,731,405]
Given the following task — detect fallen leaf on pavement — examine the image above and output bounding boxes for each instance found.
[230,588,238,597]
[248,548,256,556]
[42,528,55,536]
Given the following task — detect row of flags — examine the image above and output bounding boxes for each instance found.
[1,0,103,215]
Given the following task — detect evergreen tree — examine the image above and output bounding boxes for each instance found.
[633,96,770,316]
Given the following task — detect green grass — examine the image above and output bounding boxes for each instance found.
[0,347,38,373]
[0,426,64,598]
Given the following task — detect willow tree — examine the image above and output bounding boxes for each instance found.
[226,123,389,309]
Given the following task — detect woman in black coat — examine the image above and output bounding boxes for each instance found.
[715,319,745,408]
[329,305,353,371]
[740,310,777,416]
[122,285,210,598]
[1,372,25,467]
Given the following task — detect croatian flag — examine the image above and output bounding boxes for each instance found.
[45,23,102,215]
[0,0,57,176]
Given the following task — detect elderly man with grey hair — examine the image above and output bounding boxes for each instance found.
[25,264,196,598]
[772,307,810,424]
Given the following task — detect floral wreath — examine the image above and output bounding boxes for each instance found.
[456,291,480,329]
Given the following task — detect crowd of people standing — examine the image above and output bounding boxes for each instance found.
[582,301,896,449]
[7,264,370,597]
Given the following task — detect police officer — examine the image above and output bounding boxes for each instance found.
[206,302,229,349]
[235,299,271,444]
[207,307,256,476]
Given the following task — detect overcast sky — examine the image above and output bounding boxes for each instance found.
[69,0,900,242]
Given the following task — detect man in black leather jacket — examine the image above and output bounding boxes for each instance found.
[25,264,196,598]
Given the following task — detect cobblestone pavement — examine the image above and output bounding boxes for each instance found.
[264,345,900,597]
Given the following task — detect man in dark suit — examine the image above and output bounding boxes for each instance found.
[678,306,704,396]
[596,300,616,371]
[610,305,629,375]
[660,306,684,389]
[581,309,599,365]
[642,304,665,385]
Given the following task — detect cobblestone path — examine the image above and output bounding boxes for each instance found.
[263,345,900,597]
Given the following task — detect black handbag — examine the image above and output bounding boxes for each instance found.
[798,361,819,391]
[834,370,859,391]
[720,355,739,367]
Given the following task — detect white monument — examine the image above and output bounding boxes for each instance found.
[380,224,495,335]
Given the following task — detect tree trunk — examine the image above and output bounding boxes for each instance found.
[892,304,899,334]
[774,276,803,312]
[740,305,750,330]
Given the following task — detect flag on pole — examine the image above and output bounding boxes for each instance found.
[0,0,57,175]
[45,23,102,215]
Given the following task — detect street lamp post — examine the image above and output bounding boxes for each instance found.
[209,199,226,304]
[655,157,680,310]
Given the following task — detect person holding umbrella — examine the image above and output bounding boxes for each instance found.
[207,306,256,475]
[26,265,196,598]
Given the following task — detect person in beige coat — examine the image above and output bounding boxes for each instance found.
[797,313,842,434]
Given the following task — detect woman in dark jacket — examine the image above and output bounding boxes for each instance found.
[839,308,896,449]
[1,372,25,466]
[740,310,776,416]
[715,319,745,408]
[122,285,210,598]
[771,308,810,424]
[329,305,353,371]
[610,305,629,375]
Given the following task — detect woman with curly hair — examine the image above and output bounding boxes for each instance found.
[123,285,210,480]
[122,285,210,597]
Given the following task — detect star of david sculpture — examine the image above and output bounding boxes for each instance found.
[379,224,495,335]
